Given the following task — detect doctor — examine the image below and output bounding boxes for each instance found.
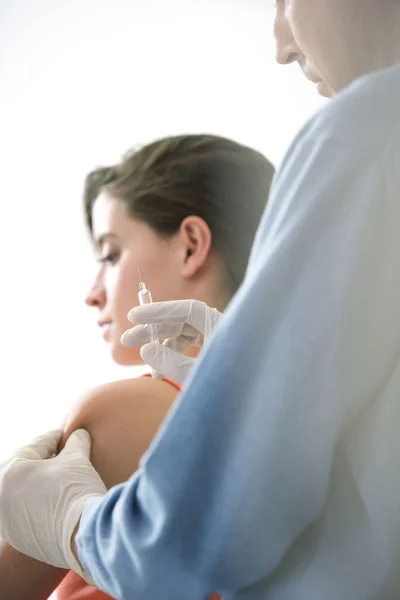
[2,1,400,598]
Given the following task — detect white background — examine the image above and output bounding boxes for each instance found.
[0,0,325,459]
[1,2,325,598]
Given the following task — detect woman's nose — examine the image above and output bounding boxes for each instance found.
[85,280,106,308]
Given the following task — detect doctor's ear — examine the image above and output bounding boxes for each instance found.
[177,216,212,278]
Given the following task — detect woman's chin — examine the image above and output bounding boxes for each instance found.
[110,343,143,366]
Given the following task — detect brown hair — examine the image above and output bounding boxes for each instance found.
[83,134,274,294]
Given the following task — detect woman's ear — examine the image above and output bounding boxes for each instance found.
[178,216,212,278]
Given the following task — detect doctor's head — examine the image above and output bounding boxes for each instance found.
[273,0,400,98]
[83,134,274,365]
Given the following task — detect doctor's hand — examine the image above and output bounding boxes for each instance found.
[121,299,222,384]
[0,428,106,574]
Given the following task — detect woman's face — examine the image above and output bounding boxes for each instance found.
[86,193,190,365]
[273,0,381,97]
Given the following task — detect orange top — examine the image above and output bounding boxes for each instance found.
[59,569,220,600]
[57,377,221,600]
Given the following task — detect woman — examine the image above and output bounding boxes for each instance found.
[0,133,274,599]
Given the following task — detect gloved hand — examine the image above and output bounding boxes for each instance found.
[121,299,222,384]
[0,428,106,577]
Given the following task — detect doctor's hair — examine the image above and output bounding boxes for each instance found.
[83,134,274,295]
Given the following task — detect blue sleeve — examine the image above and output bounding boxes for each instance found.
[76,113,400,599]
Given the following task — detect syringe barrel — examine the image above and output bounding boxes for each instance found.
[138,287,159,344]
[138,288,153,304]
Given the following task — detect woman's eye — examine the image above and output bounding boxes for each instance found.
[98,253,119,265]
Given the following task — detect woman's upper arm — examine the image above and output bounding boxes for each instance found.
[0,538,66,600]
[61,378,179,489]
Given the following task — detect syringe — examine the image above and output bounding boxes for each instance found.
[137,274,160,344]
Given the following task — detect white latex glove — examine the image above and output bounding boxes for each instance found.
[121,299,222,383]
[0,428,106,577]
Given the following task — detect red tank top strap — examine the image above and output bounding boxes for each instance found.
[160,376,182,391]
[142,373,182,392]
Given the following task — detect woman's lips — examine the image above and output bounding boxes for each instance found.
[98,321,112,339]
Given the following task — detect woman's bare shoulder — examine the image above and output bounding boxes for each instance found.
[63,376,178,428]
[61,377,179,488]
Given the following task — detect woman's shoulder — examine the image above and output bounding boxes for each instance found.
[61,376,180,488]
[64,376,178,427]
[84,374,178,400]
